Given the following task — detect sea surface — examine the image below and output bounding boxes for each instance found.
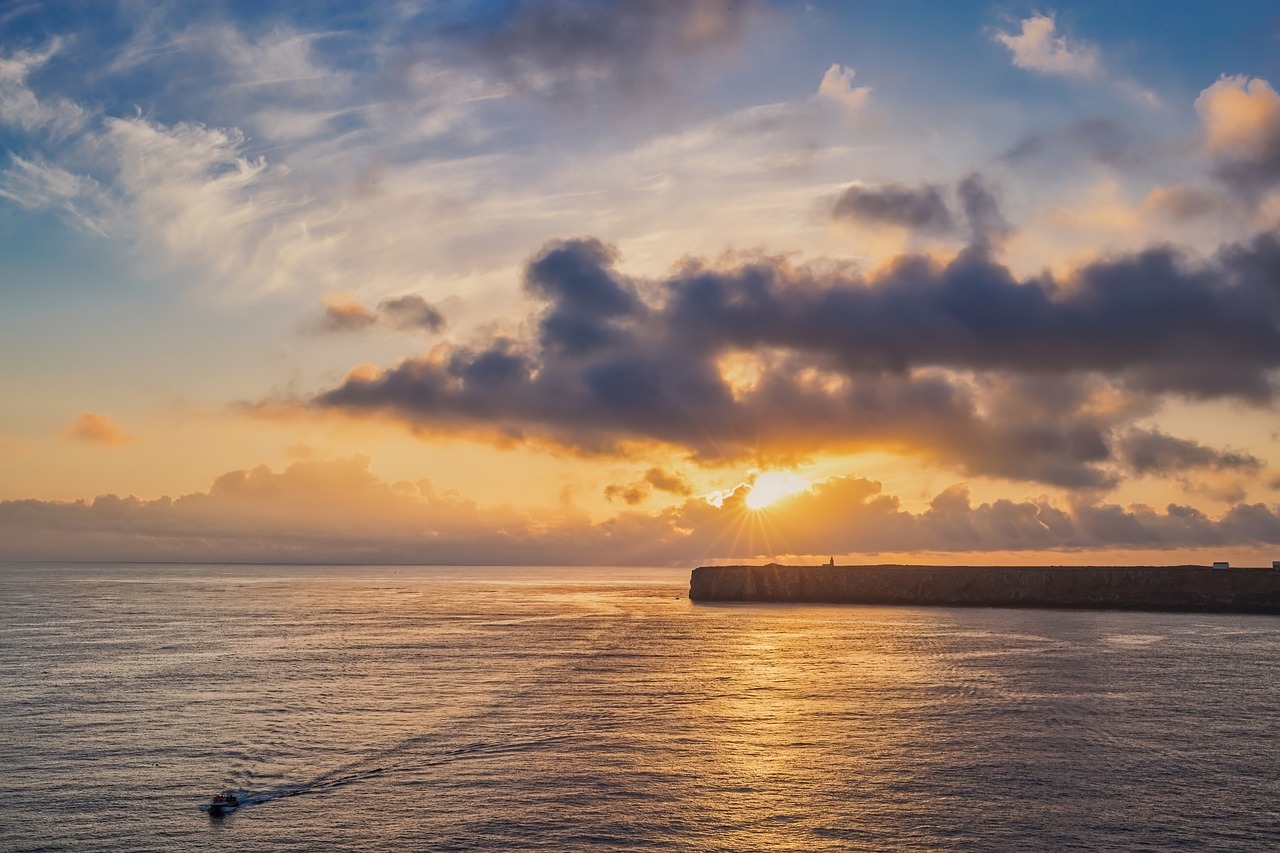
[1,563,1278,852]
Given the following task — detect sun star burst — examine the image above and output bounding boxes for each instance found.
[744,471,811,510]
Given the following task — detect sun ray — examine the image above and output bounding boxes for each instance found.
[745,471,811,510]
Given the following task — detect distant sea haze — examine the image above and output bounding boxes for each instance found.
[2,563,1277,851]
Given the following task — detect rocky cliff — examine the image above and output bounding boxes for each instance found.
[688,564,1280,613]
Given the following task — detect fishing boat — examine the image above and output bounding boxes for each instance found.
[204,791,240,815]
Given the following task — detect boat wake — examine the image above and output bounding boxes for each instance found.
[203,734,574,814]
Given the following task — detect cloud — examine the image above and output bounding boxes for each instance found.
[448,0,763,101]
[0,39,87,136]
[1118,429,1262,475]
[0,23,506,298]
[318,296,378,332]
[204,25,343,92]
[1001,118,1135,167]
[315,294,446,334]
[0,456,567,564]
[604,481,649,505]
[2,456,1278,564]
[101,116,316,293]
[310,230,1280,487]
[671,474,1280,557]
[956,172,1010,249]
[816,64,870,111]
[524,237,642,356]
[994,14,1098,77]
[378,295,447,333]
[1195,75,1280,193]
[831,173,1009,246]
[61,412,132,445]
[831,182,954,233]
[645,467,693,495]
[603,465,693,505]
[0,9,822,304]
[0,153,108,234]
[1142,184,1223,222]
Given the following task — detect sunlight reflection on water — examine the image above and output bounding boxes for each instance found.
[1,564,1278,851]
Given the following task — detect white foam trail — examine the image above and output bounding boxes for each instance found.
[204,733,581,813]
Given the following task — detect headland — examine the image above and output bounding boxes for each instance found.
[689,563,1280,613]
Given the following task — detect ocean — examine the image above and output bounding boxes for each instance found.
[1,563,1277,851]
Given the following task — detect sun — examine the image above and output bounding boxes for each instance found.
[745,471,811,510]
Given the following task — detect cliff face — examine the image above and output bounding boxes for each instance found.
[688,564,1280,613]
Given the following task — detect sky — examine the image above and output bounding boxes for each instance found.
[2,0,1280,566]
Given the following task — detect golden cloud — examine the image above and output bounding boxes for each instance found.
[1196,75,1280,153]
[2,456,1278,565]
[60,412,132,445]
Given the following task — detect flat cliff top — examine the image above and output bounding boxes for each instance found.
[696,563,1266,571]
[689,563,1280,613]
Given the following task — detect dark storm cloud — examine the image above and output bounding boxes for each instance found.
[1119,429,1263,475]
[313,231,1280,487]
[831,182,955,233]
[662,232,1280,393]
[314,294,446,335]
[523,237,643,355]
[448,0,763,100]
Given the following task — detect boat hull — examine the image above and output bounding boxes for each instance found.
[203,796,240,815]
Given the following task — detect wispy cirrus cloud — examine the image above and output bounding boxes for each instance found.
[0,38,87,136]
[0,18,508,299]
[0,153,109,234]
[0,9,817,307]
[102,116,312,288]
